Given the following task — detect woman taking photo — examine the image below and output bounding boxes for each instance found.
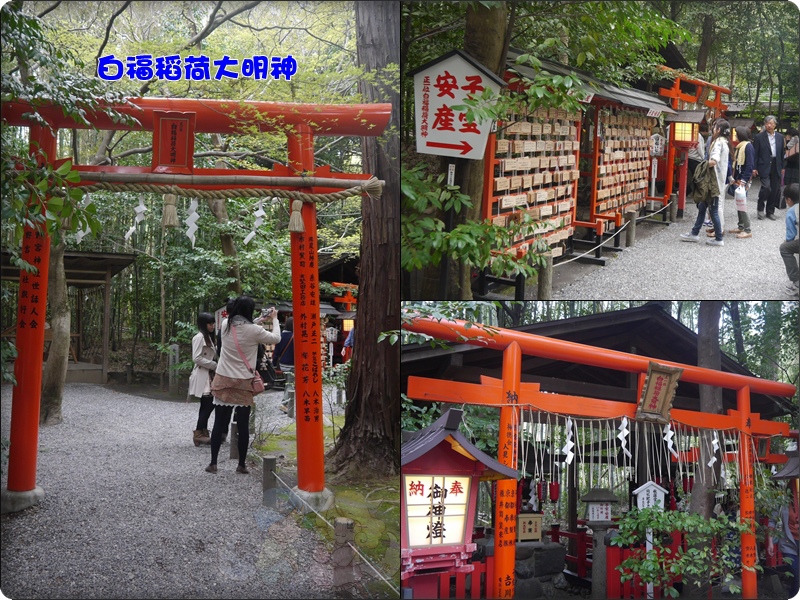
[206,296,281,474]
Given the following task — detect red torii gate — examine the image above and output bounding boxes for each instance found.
[402,316,796,600]
[2,97,390,513]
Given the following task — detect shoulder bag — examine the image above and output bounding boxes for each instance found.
[231,325,265,394]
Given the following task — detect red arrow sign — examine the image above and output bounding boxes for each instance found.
[425,140,474,155]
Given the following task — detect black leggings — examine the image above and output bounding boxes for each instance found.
[195,394,214,430]
[209,404,251,468]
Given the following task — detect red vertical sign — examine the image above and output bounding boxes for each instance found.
[7,226,51,492]
[288,126,325,492]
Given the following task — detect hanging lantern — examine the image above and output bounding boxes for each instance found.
[549,481,560,502]
[669,481,677,511]
[537,480,547,503]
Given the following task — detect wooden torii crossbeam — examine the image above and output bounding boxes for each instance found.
[402,316,795,600]
[2,97,390,514]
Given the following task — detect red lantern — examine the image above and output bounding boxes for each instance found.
[537,480,547,502]
[669,481,677,511]
[549,481,560,502]
[682,476,690,494]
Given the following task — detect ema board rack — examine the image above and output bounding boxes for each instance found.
[583,107,658,234]
[482,106,582,259]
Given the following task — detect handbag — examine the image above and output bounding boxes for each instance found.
[231,325,265,394]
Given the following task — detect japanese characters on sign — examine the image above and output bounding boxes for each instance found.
[587,501,612,523]
[152,111,196,174]
[412,50,505,160]
[295,230,322,425]
[98,54,297,81]
[633,481,668,511]
[405,475,470,547]
[16,229,48,337]
[636,362,683,424]
[517,514,543,541]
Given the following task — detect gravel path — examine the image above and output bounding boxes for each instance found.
[1,383,344,599]
[552,180,798,300]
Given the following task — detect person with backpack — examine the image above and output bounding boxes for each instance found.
[680,119,731,246]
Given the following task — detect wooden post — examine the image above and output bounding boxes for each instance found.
[102,267,111,383]
[624,211,636,247]
[537,253,552,300]
[288,125,325,493]
[494,341,521,599]
[262,456,277,507]
[333,517,357,588]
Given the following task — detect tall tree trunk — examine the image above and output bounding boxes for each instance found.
[728,301,746,364]
[760,301,781,381]
[40,238,69,425]
[327,0,400,478]
[686,300,723,597]
[696,14,714,72]
[209,134,242,296]
[443,1,508,298]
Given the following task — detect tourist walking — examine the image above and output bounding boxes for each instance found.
[728,126,755,239]
[753,115,785,220]
[783,126,799,189]
[687,121,707,195]
[188,312,217,446]
[680,119,730,246]
[780,184,799,297]
[206,296,281,474]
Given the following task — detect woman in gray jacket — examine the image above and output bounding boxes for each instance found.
[206,296,281,474]
[188,312,218,446]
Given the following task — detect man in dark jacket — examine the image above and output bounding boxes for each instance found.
[752,115,785,220]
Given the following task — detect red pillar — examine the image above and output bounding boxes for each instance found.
[287,125,325,492]
[494,341,520,599]
[7,124,56,494]
[737,386,757,599]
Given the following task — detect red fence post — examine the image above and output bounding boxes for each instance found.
[606,542,622,599]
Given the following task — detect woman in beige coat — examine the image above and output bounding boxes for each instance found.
[206,296,281,474]
[188,312,218,445]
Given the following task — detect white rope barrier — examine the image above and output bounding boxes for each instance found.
[554,220,630,267]
[271,470,401,598]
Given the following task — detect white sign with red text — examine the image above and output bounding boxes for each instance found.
[413,52,504,160]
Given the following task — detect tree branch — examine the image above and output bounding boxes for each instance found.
[228,19,354,55]
[181,0,262,51]
[95,0,133,67]
[37,1,62,18]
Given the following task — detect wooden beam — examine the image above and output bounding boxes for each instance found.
[407,375,790,436]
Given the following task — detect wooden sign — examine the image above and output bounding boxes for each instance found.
[636,362,683,424]
[152,110,196,174]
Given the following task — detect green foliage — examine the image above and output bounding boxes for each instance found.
[401,394,442,431]
[401,163,548,279]
[611,505,755,596]
[1,2,133,251]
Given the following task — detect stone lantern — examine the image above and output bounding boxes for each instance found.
[581,487,620,600]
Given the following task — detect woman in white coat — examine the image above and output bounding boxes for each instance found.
[206,296,281,474]
[188,312,217,446]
